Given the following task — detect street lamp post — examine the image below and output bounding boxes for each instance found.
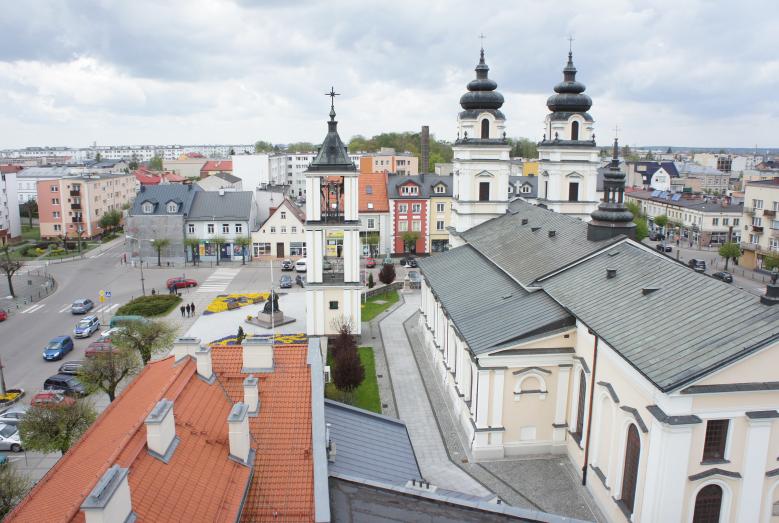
[126,234,150,296]
[77,225,84,256]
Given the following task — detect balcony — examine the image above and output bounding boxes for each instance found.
[763,209,776,217]
[71,203,82,210]
[71,216,83,224]
[752,225,764,233]
[69,190,81,197]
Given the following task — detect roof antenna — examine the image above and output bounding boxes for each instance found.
[478,33,486,62]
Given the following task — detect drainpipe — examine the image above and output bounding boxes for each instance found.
[581,329,598,486]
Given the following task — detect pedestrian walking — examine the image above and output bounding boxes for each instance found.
[190,302,195,317]
[180,305,185,317]
[186,303,192,317]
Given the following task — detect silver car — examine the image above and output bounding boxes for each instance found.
[71,298,94,314]
[0,406,27,426]
[0,423,22,452]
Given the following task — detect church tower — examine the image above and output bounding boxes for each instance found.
[537,49,600,220]
[449,48,511,248]
[588,138,636,240]
[304,90,361,336]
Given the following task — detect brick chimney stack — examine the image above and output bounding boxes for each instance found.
[421,125,430,180]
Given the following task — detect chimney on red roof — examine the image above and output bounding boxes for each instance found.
[145,399,178,461]
[242,338,274,372]
[195,346,215,382]
[243,375,260,416]
[227,403,252,465]
[80,465,135,523]
[172,337,201,361]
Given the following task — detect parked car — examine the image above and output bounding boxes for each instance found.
[85,341,118,358]
[712,271,733,283]
[42,336,75,361]
[0,310,7,322]
[365,257,376,268]
[98,327,123,341]
[71,298,94,314]
[295,259,307,273]
[688,258,707,273]
[407,271,422,284]
[649,231,665,241]
[279,275,293,289]
[281,259,294,271]
[166,277,197,289]
[401,257,418,268]
[0,424,22,452]
[31,390,75,407]
[655,243,672,253]
[58,360,84,375]
[0,406,27,426]
[43,374,86,397]
[74,315,100,338]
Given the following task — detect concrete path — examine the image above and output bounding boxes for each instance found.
[379,292,489,496]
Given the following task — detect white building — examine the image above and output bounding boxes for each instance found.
[537,51,600,220]
[251,198,306,258]
[16,166,74,203]
[184,191,258,262]
[0,169,21,243]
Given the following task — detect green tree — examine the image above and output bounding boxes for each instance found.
[98,209,122,234]
[285,142,315,153]
[367,272,375,288]
[254,140,274,153]
[762,253,779,271]
[128,159,139,170]
[148,156,163,171]
[19,401,97,455]
[228,148,235,156]
[151,238,171,267]
[378,263,396,285]
[347,131,454,171]
[236,326,245,344]
[210,236,226,265]
[401,231,419,253]
[184,237,201,265]
[509,137,538,159]
[0,246,23,297]
[718,242,741,270]
[0,462,31,519]
[19,200,38,228]
[235,236,252,265]
[331,324,363,404]
[625,201,649,241]
[95,152,102,162]
[78,348,141,402]
[112,319,176,365]
[654,214,669,234]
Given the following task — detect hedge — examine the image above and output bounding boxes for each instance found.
[115,295,182,317]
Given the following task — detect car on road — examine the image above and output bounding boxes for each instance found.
[295,259,307,273]
[85,341,118,358]
[58,360,84,375]
[98,327,123,341]
[74,315,100,338]
[688,258,707,273]
[655,243,672,253]
[43,374,86,397]
[649,231,665,241]
[0,406,27,426]
[71,298,95,314]
[407,271,422,284]
[42,336,75,361]
[401,257,418,268]
[0,310,6,322]
[0,423,22,452]
[31,390,75,407]
[281,259,294,271]
[166,277,198,289]
[712,271,733,283]
[279,275,293,289]
[365,257,376,268]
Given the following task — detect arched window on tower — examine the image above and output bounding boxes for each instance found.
[620,424,640,515]
[481,119,490,139]
[692,484,723,523]
[571,121,579,140]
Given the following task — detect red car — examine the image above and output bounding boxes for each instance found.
[0,310,7,321]
[365,257,376,268]
[85,341,119,358]
[31,391,75,407]
[166,277,198,289]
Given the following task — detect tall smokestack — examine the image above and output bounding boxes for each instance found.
[421,125,429,181]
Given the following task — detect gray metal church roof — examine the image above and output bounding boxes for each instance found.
[323,400,421,486]
[461,200,621,287]
[540,242,779,391]
[418,245,574,354]
[187,191,254,221]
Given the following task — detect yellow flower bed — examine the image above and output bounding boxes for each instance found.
[0,391,22,402]
[205,293,269,314]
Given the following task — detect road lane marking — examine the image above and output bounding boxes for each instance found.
[196,268,241,293]
[21,303,46,313]
[59,304,71,313]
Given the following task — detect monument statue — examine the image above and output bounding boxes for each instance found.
[263,290,280,314]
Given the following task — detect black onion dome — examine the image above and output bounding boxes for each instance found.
[460,49,504,110]
[546,52,592,113]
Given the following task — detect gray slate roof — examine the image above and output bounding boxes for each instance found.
[213,171,241,184]
[18,166,74,178]
[323,400,421,485]
[628,190,743,214]
[187,191,254,221]
[387,174,453,199]
[461,200,620,287]
[540,242,779,391]
[418,245,573,354]
[510,176,538,198]
[130,184,201,216]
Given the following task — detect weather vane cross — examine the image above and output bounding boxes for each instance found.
[478,33,486,50]
[614,124,620,139]
[567,35,574,52]
[325,86,340,109]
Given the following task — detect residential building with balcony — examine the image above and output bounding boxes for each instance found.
[38,172,139,239]
[740,178,779,270]
[16,166,74,203]
[359,148,418,176]
[0,167,21,244]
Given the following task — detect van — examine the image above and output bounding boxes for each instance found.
[688,258,706,273]
[109,315,149,328]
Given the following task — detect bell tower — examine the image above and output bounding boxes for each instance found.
[304,88,361,336]
[449,47,511,248]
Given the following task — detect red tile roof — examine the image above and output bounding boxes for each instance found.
[7,357,251,523]
[0,165,23,174]
[359,172,389,213]
[201,160,233,173]
[134,167,186,185]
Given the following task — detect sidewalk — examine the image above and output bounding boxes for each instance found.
[378,292,489,496]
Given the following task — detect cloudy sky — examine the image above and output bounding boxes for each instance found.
[1,0,777,149]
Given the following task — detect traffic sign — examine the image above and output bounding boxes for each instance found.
[105,291,112,298]
[99,295,105,303]
[99,290,105,297]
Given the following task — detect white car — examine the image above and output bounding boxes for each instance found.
[0,423,22,452]
[295,259,307,273]
[98,327,123,340]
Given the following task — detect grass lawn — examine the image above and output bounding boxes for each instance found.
[360,289,399,322]
[325,346,381,413]
[21,225,40,241]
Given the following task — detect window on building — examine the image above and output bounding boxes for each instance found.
[544,180,549,198]
[434,184,446,194]
[702,419,729,461]
[620,425,641,515]
[51,198,60,205]
[436,203,445,212]
[280,211,286,219]
[222,224,230,234]
[398,204,408,213]
[521,184,532,194]
[398,220,408,232]
[412,203,422,214]
[329,301,339,310]
[270,226,276,233]
[253,242,271,256]
[366,185,373,195]
[235,224,243,234]
[281,226,286,233]
[773,201,779,212]
[573,370,586,443]
[722,218,729,226]
[291,226,297,233]
[51,185,59,192]
[436,220,445,231]
[752,217,762,227]
[140,202,153,213]
[712,218,719,226]
[753,199,764,209]
[479,182,490,201]
[692,484,723,523]
[571,120,579,140]
[733,218,740,226]
[367,218,375,229]
[481,118,490,139]
[770,238,779,251]
[367,202,374,209]
[290,242,305,256]
[53,211,60,218]
[412,220,421,232]
[750,234,759,244]
[207,223,215,234]
[53,224,61,231]
[166,202,178,213]
[188,223,195,234]
[568,182,579,202]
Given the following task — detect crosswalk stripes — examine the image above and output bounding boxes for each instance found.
[20,303,46,314]
[59,304,72,313]
[94,304,119,314]
[196,268,241,293]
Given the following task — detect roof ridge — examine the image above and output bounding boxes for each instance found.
[323,399,409,426]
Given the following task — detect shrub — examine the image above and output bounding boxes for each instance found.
[367,272,375,288]
[378,264,396,285]
[116,295,182,317]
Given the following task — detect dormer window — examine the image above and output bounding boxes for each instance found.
[521,185,532,194]
[434,184,446,194]
[166,202,178,213]
[142,202,154,214]
[366,185,373,195]
[400,185,418,196]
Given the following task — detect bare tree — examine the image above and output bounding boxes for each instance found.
[0,246,23,297]
[78,348,141,402]
[0,462,31,519]
[112,320,176,364]
[19,400,97,455]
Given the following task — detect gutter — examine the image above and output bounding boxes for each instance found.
[581,330,598,486]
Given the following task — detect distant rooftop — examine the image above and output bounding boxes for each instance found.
[627,190,742,213]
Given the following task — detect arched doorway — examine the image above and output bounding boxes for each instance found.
[571,121,579,140]
[620,424,640,514]
[692,484,723,523]
[481,119,490,139]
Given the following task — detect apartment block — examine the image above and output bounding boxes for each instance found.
[359,148,418,176]
[740,178,779,270]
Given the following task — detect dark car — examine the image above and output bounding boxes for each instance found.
[42,336,75,361]
[166,277,197,289]
[712,271,733,283]
[365,257,376,268]
[688,258,707,273]
[43,374,86,397]
[279,275,293,289]
[58,360,84,375]
[281,259,294,271]
[401,257,418,268]
[649,231,665,241]
[655,243,672,253]
[71,298,94,314]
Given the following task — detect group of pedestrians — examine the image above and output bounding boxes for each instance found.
[180,302,196,318]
